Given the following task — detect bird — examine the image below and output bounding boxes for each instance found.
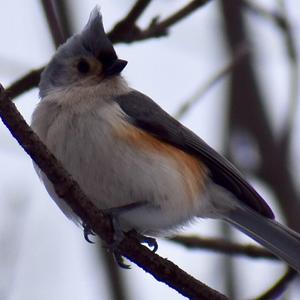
[31,7,300,272]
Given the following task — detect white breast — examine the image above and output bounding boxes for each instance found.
[31,85,207,235]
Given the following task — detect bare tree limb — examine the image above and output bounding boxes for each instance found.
[220,0,300,297]
[241,0,286,26]
[152,0,211,34]
[174,44,248,120]
[6,0,70,99]
[254,268,298,300]
[6,67,44,99]
[108,0,212,43]
[220,0,300,233]
[41,0,67,47]
[119,0,152,25]
[241,0,299,153]
[7,0,212,100]
[107,0,152,43]
[169,235,277,260]
[99,246,127,300]
[0,85,228,299]
[53,0,73,39]
[277,0,299,152]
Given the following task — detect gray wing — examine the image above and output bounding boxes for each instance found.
[115,90,274,219]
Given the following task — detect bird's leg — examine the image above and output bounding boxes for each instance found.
[102,201,158,268]
[83,217,130,268]
[104,201,158,250]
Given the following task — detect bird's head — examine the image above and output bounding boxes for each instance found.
[39,7,127,97]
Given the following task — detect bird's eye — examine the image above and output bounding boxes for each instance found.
[77,59,90,74]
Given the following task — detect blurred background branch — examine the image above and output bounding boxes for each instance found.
[174,44,248,120]
[41,0,68,47]
[254,268,298,300]
[6,0,213,100]
[108,0,212,43]
[219,0,300,298]
[241,0,299,158]
[221,0,300,231]
[169,235,277,260]
[6,67,44,99]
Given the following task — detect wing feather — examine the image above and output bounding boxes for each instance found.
[115,90,274,219]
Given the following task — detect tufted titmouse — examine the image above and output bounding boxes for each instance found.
[32,7,300,271]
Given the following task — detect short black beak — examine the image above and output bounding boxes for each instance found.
[105,59,128,76]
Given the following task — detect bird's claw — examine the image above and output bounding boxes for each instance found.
[82,201,158,268]
[130,230,158,253]
[106,231,158,269]
[111,247,131,269]
[83,223,96,244]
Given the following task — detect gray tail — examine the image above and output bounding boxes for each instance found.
[223,205,300,272]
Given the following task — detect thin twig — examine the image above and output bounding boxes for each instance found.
[121,0,152,25]
[221,1,300,297]
[108,0,152,43]
[277,0,299,151]
[41,0,67,47]
[241,0,286,26]
[6,67,44,100]
[99,245,127,300]
[241,0,299,152]
[174,45,248,119]
[53,0,73,39]
[221,0,300,233]
[7,0,212,100]
[153,0,210,32]
[0,85,228,300]
[108,0,212,43]
[169,235,277,260]
[254,268,298,300]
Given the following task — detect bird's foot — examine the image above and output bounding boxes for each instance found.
[128,230,158,253]
[83,201,158,268]
[82,222,96,243]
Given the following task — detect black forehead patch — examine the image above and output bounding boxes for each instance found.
[81,7,117,66]
[97,49,117,67]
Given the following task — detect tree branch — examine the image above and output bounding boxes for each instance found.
[6,67,44,99]
[0,85,228,299]
[220,0,300,233]
[99,246,127,300]
[120,0,152,25]
[152,0,210,33]
[169,236,277,260]
[6,1,70,102]
[241,0,286,27]
[174,44,248,120]
[7,0,212,100]
[108,0,212,43]
[241,0,299,152]
[52,0,73,40]
[107,0,152,43]
[220,1,299,296]
[254,268,298,300]
[41,0,67,48]
[276,0,299,153]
